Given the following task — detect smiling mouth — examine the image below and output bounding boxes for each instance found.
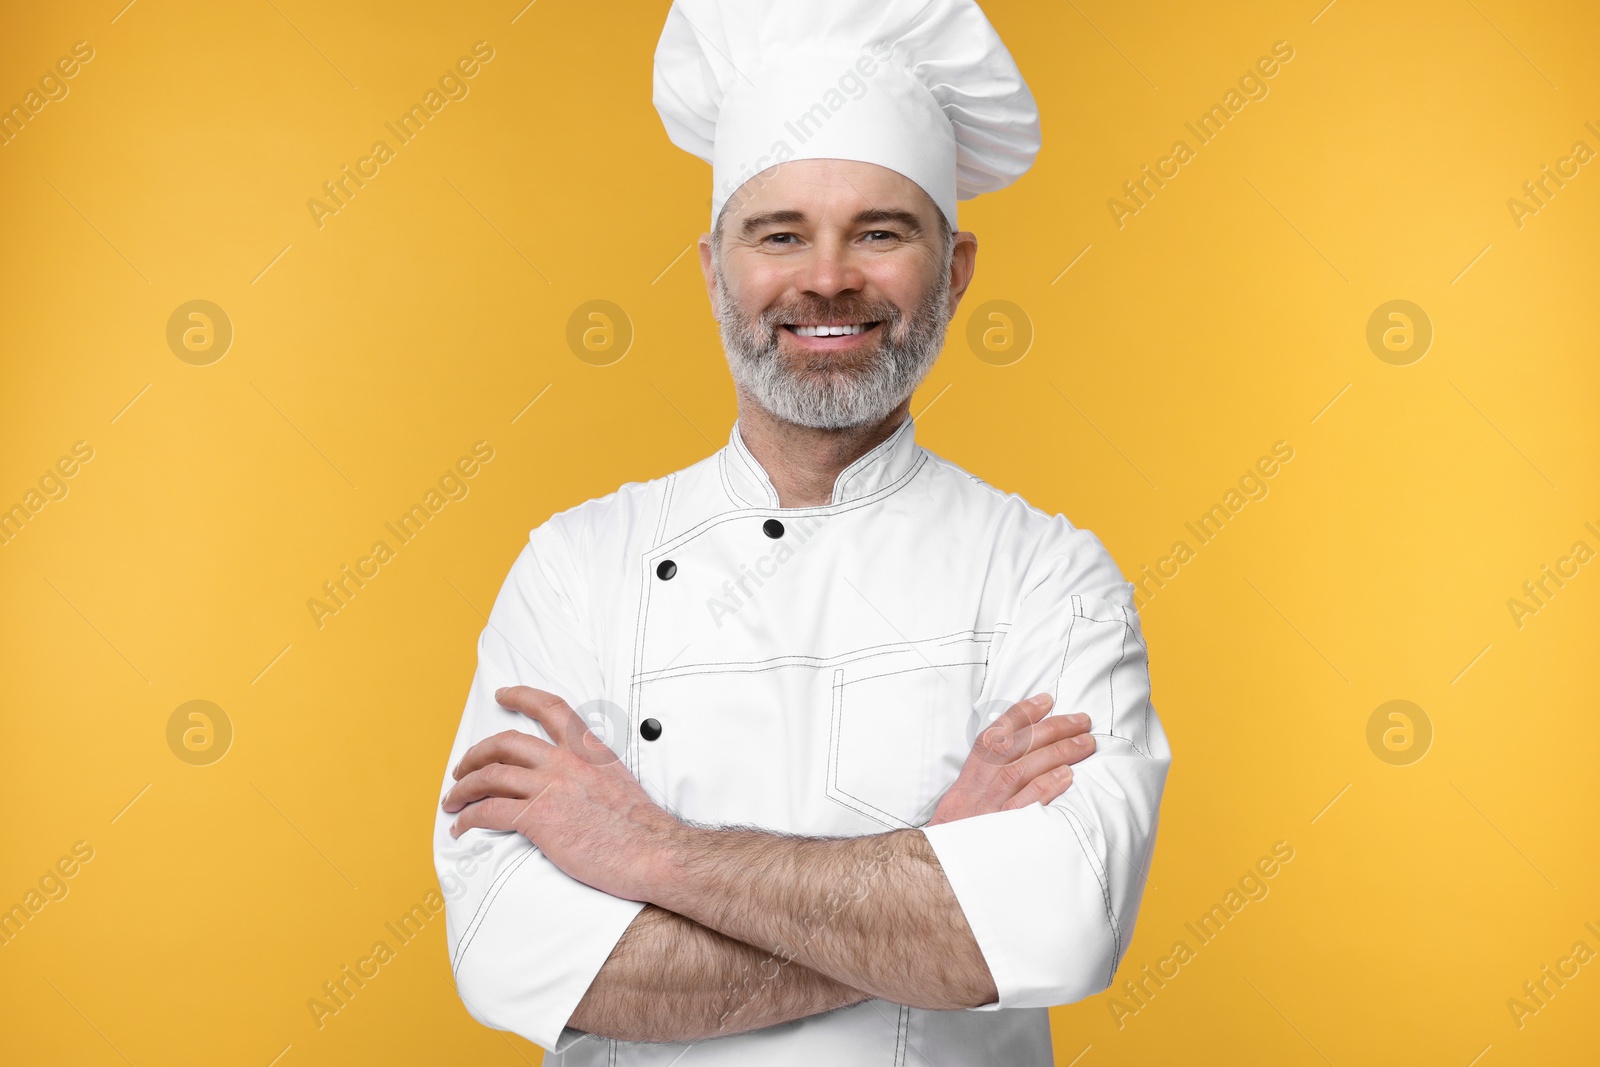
[782,322,881,337]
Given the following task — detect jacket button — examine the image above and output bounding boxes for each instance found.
[762,518,784,539]
[656,560,677,580]
[640,717,662,741]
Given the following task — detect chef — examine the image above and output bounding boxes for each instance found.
[433,0,1172,1063]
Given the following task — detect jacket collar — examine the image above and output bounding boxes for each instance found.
[722,413,922,509]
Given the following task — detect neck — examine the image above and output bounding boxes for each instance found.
[735,392,911,508]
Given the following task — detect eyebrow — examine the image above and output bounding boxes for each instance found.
[739,207,926,239]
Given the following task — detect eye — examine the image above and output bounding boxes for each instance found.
[761,232,800,246]
[862,230,901,243]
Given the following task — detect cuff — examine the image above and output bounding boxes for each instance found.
[920,803,1117,1010]
[551,1025,591,1054]
[452,844,648,1053]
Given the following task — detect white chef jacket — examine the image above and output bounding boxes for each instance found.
[433,413,1171,1065]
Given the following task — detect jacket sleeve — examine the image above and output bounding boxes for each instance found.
[918,522,1172,1010]
[433,525,647,1054]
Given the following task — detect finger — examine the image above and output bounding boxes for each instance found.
[441,763,535,813]
[972,699,1089,770]
[999,765,1074,812]
[1025,712,1093,752]
[997,692,1055,731]
[453,728,555,780]
[496,685,592,749]
[1006,732,1097,789]
[450,796,538,839]
[971,694,1055,764]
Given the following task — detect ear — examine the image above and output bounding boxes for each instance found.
[947,231,978,315]
[697,234,719,321]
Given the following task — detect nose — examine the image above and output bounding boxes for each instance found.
[794,234,865,302]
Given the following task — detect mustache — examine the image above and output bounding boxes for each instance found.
[760,301,902,328]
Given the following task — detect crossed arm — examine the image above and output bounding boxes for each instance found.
[571,825,993,1044]
[442,687,1096,1043]
[568,904,874,1044]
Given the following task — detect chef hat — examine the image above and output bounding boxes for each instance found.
[652,0,1041,232]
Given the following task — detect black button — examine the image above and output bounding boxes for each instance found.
[656,560,676,580]
[639,718,662,741]
[762,518,785,539]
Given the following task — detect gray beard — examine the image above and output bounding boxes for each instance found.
[713,261,953,431]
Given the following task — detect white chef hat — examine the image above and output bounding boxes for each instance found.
[652,0,1041,232]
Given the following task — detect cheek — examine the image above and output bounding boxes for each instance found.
[865,266,934,316]
[734,267,795,313]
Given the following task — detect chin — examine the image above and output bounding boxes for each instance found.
[762,388,905,432]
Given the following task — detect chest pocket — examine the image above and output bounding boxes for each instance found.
[825,632,993,829]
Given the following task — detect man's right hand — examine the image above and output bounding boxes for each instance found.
[924,694,1095,827]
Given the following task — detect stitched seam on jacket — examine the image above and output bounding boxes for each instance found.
[717,449,748,509]
[660,452,928,553]
[822,659,987,829]
[832,417,916,502]
[1121,605,1156,758]
[1054,609,1078,716]
[1053,606,1125,979]
[629,474,679,773]
[1062,806,1120,987]
[636,629,996,681]
[1070,596,1157,761]
[653,472,677,546]
[452,842,540,975]
[825,669,905,828]
[724,429,782,508]
[1107,616,1128,745]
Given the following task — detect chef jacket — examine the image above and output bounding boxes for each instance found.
[433,412,1172,1065]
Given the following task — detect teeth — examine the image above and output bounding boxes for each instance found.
[790,323,870,337]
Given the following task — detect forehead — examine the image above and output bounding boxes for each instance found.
[723,158,939,229]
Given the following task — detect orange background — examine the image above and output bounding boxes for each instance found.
[1,1,1597,1063]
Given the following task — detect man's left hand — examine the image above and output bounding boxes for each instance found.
[441,685,674,901]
